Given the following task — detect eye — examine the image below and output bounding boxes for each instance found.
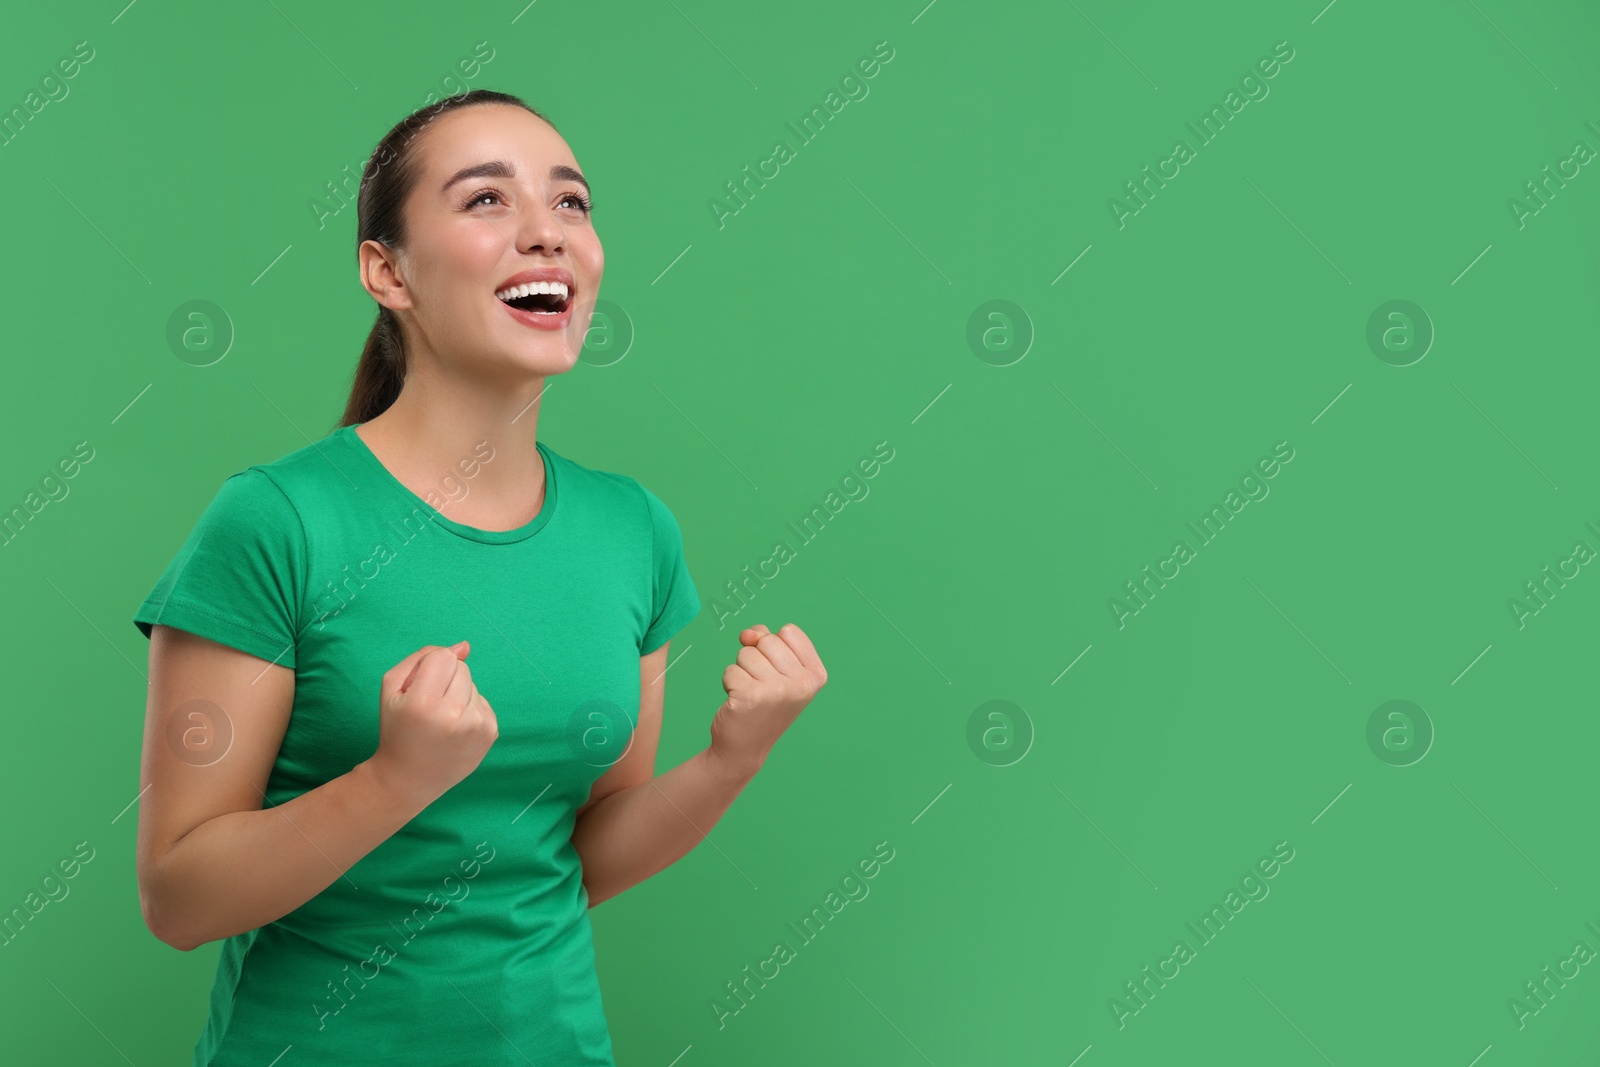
[461,187,504,210]
[461,187,594,214]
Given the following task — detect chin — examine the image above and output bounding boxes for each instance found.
[513,338,581,375]
[503,350,577,378]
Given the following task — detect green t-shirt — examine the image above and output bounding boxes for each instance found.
[133,422,701,1066]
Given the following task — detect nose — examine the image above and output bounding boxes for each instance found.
[515,198,565,255]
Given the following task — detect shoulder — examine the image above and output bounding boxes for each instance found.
[180,429,365,556]
[197,442,324,529]
[168,468,308,592]
[537,439,662,525]
[537,443,693,561]
[198,465,300,533]
[243,427,353,498]
[203,425,365,534]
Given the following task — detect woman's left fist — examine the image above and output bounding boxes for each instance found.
[708,623,827,778]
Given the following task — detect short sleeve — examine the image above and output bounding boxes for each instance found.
[133,468,306,668]
[639,484,701,655]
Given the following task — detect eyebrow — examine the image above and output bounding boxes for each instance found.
[439,160,590,197]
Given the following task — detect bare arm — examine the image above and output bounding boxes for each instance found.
[571,642,759,907]
[136,625,427,951]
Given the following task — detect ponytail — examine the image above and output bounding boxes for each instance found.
[340,306,406,427]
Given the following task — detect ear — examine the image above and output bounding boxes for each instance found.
[358,239,413,312]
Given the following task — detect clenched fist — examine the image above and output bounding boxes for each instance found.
[366,640,499,808]
[709,623,827,779]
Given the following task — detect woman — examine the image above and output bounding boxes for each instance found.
[132,88,827,1066]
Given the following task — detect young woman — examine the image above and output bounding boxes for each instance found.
[133,88,827,1066]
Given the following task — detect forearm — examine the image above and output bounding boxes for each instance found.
[144,760,426,950]
[572,747,758,908]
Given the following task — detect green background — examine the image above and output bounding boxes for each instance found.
[3,0,1598,1063]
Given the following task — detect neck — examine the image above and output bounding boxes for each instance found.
[356,362,551,525]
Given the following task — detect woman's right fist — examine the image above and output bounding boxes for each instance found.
[366,640,499,808]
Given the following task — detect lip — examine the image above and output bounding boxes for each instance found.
[495,267,576,332]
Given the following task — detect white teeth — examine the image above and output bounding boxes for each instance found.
[495,280,570,302]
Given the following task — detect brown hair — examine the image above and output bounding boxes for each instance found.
[339,89,556,428]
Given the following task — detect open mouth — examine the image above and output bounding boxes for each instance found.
[494,280,573,316]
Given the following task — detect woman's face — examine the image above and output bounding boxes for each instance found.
[365,103,603,379]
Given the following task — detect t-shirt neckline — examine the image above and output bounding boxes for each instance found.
[338,422,558,545]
